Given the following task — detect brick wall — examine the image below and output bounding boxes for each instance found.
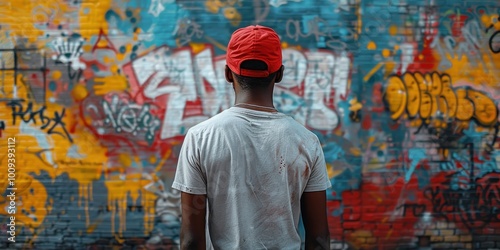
[1,0,500,249]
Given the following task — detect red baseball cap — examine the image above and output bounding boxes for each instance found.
[226,25,282,78]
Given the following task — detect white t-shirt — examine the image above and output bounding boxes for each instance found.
[172,107,331,249]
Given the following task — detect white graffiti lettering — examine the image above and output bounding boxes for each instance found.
[98,94,161,144]
[124,45,350,138]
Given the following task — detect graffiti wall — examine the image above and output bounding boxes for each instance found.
[0,0,500,249]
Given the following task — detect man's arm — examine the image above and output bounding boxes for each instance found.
[301,190,330,250]
[180,192,206,250]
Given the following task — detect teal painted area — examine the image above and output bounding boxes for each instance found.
[105,1,188,48]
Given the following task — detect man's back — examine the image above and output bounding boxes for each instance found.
[173,107,331,249]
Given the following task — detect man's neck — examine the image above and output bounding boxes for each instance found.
[234,91,276,112]
[235,93,274,107]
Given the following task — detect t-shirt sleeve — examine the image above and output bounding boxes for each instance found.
[304,137,332,192]
[171,130,207,195]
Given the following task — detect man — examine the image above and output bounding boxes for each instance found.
[172,25,331,249]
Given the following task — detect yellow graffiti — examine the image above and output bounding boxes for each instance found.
[0,164,49,232]
[105,173,157,235]
[94,75,129,96]
[435,18,500,90]
[480,14,500,31]
[467,89,498,126]
[384,72,498,127]
[205,0,242,26]
[443,53,500,90]
[0,71,108,232]
[363,62,384,82]
[205,0,224,13]
[79,0,113,39]
[72,83,90,102]
[223,7,242,26]
[367,41,377,50]
[384,76,407,120]
[349,97,363,112]
[0,0,72,43]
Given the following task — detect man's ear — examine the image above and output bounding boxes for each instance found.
[225,65,234,83]
[274,65,284,83]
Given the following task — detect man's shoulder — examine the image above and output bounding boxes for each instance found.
[186,109,234,134]
[281,117,320,140]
